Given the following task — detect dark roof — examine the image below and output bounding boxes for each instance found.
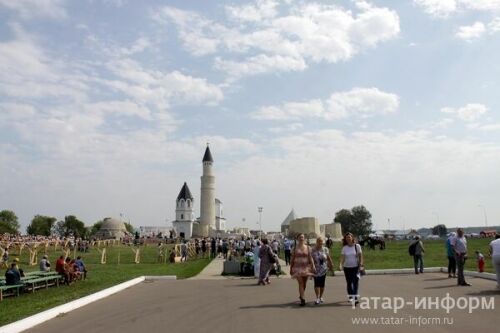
[177,182,194,200]
[202,145,214,162]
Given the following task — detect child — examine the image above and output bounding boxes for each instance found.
[476,250,485,273]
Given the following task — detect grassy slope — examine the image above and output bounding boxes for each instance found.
[0,243,211,326]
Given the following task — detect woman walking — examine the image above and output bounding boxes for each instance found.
[340,232,364,306]
[290,234,316,306]
[258,239,276,285]
[311,237,334,305]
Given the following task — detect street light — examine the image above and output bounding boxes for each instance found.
[258,207,263,239]
[478,204,488,227]
[432,211,440,225]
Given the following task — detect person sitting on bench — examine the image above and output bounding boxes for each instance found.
[5,263,21,285]
[39,255,51,272]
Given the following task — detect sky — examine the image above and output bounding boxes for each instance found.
[1,0,500,233]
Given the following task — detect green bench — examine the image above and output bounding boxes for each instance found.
[23,276,60,293]
[0,284,24,301]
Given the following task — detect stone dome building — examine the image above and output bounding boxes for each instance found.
[95,217,128,239]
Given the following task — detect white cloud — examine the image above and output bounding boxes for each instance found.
[0,0,67,19]
[119,37,151,56]
[153,6,224,56]
[414,0,457,18]
[156,2,400,79]
[0,24,87,101]
[220,129,500,230]
[226,0,278,23]
[253,100,323,120]
[441,103,488,121]
[215,54,307,80]
[252,87,399,121]
[455,22,486,40]
[459,0,500,11]
[326,87,399,120]
[104,58,224,107]
[488,17,500,32]
[268,123,304,133]
[475,123,500,131]
[415,0,500,16]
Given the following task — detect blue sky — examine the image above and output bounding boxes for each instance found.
[1,0,500,232]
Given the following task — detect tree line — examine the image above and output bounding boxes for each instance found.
[0,210,134,238]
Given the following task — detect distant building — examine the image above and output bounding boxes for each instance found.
[480,230,497,237]
[172,182,196,239]
[280,209,297,236]
[139,226,171,238]
[95,217,128,239]
[215,198,226,232]
[289,217,320,238]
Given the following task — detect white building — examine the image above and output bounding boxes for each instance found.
[215,198,226,232]
[172,182,196,239]
[139,226,171,238]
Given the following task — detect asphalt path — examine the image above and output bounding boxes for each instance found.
[26,273,499,333]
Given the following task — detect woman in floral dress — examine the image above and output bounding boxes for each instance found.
[290,233,316,306]
[311,237,334,305]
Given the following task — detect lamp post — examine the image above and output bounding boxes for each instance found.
[478,204,488,227]
[258,207,263,239]
[432,211,440,225]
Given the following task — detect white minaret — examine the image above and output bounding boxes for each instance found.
[200,145,215,237]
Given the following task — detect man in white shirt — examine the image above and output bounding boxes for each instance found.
[451,228,470,286]
[489,234,500,289]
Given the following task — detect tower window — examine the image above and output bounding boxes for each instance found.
[181,214,184,219]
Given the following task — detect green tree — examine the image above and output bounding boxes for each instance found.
[334,209,353,235]
[124,222,135,234]
[334,206,373,237]
[27,215,57,236]
[90,220,103,236]
[0,210,20,234]
[351,205,373,236]
[53,215,87,238]
[432,224,447,237]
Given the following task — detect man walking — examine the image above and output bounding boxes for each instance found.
[451,228,471,286]
[283,238,292,266]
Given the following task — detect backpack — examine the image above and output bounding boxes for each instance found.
[408,242,417,256]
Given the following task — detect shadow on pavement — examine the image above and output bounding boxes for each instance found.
[239,300,347,309]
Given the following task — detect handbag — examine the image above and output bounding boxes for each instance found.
[354,244,366,276]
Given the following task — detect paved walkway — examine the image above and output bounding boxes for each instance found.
[189,257,225,280]
[25,273,500,333]
[190,256,289,280]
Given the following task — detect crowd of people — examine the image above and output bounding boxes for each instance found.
[4,228,500,306]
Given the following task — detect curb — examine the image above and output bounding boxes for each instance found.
[0,276,177,333]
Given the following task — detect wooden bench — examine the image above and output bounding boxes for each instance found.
[23,276,60,293]
[0,284,24,301]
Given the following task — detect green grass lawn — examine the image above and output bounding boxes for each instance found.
[2,238,496,326]
[279,238,495,273]
[0,243,211,326]
[326,238,495,273]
